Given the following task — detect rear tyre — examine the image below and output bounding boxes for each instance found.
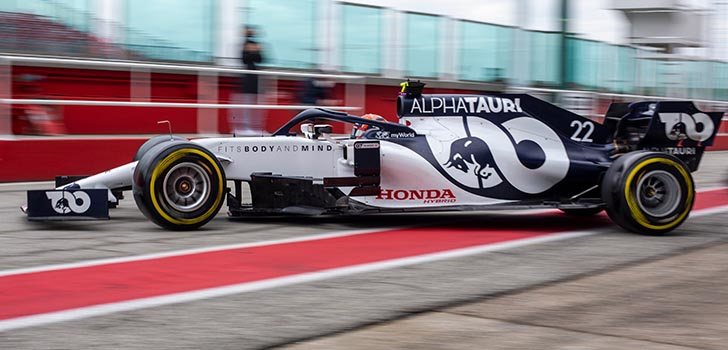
[559,208,603,216]
[133,135,186,162]
[133,141,226,230]
[601,152,694,235]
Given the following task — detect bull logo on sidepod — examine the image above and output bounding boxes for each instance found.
[444,137,503,188]
[432,116,570,195]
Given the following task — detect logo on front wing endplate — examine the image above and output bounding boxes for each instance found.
[376,189,457,204]
[45,191,91,214]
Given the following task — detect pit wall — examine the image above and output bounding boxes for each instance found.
[9,66,480,135]
[1,66,726,182]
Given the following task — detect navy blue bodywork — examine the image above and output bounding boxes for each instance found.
[272,93,721,206]
[392,94,613,201]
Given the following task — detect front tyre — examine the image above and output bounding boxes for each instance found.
[133,141,226,230]
[601,152,694,235]
[133,135,186,161]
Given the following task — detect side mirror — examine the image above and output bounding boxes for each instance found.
[300,123,333,139]
[314,124,333,136]
[301,123,315,139]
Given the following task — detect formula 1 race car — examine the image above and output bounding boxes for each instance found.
[24,82,723,234]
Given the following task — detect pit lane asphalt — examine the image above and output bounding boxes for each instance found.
[0,152,726,349]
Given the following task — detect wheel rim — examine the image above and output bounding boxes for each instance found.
[636,170,681,218]
[162,162,211,213]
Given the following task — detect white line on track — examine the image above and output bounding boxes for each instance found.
[0,227,399,277]
[695,185,728,192]
[0,229,599,332]
[1,187,725,278]
[0,203,726,332]
[691,204,728,217]
[0,211,548,278]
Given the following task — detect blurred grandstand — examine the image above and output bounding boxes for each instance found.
[0,1,205,61]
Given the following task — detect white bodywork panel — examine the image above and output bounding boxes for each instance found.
[58,161,138,203]
[192,134,511,209]
[64,117,564,210]
[193,137,343,181]
[407,116,570,194]
[351,142,508,208]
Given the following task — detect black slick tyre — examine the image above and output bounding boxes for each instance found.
[133,141,226,230]
[133,135,187,161]
[601,151,694,235]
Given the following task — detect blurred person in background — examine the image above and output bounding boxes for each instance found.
[231,26,265,136]
[299,72,339,107]
[13,74,66,135]
[299,72,342,128]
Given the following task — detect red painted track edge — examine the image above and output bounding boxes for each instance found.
[0,188,726,321]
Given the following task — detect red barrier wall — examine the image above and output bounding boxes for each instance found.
[10,65,488,135]
[3,66,725,182]
[0,138,145,182]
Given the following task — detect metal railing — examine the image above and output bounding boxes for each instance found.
[0,55,366,135]
[2,54,722,136]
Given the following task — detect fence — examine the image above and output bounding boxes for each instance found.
[1,54,726,137]
[0,55,366,135]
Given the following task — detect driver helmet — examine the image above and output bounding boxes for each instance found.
[352,113,386,139]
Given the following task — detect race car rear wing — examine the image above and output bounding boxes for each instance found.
[604,101,723,171]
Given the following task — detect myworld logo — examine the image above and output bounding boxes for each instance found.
[376,189,456,204]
